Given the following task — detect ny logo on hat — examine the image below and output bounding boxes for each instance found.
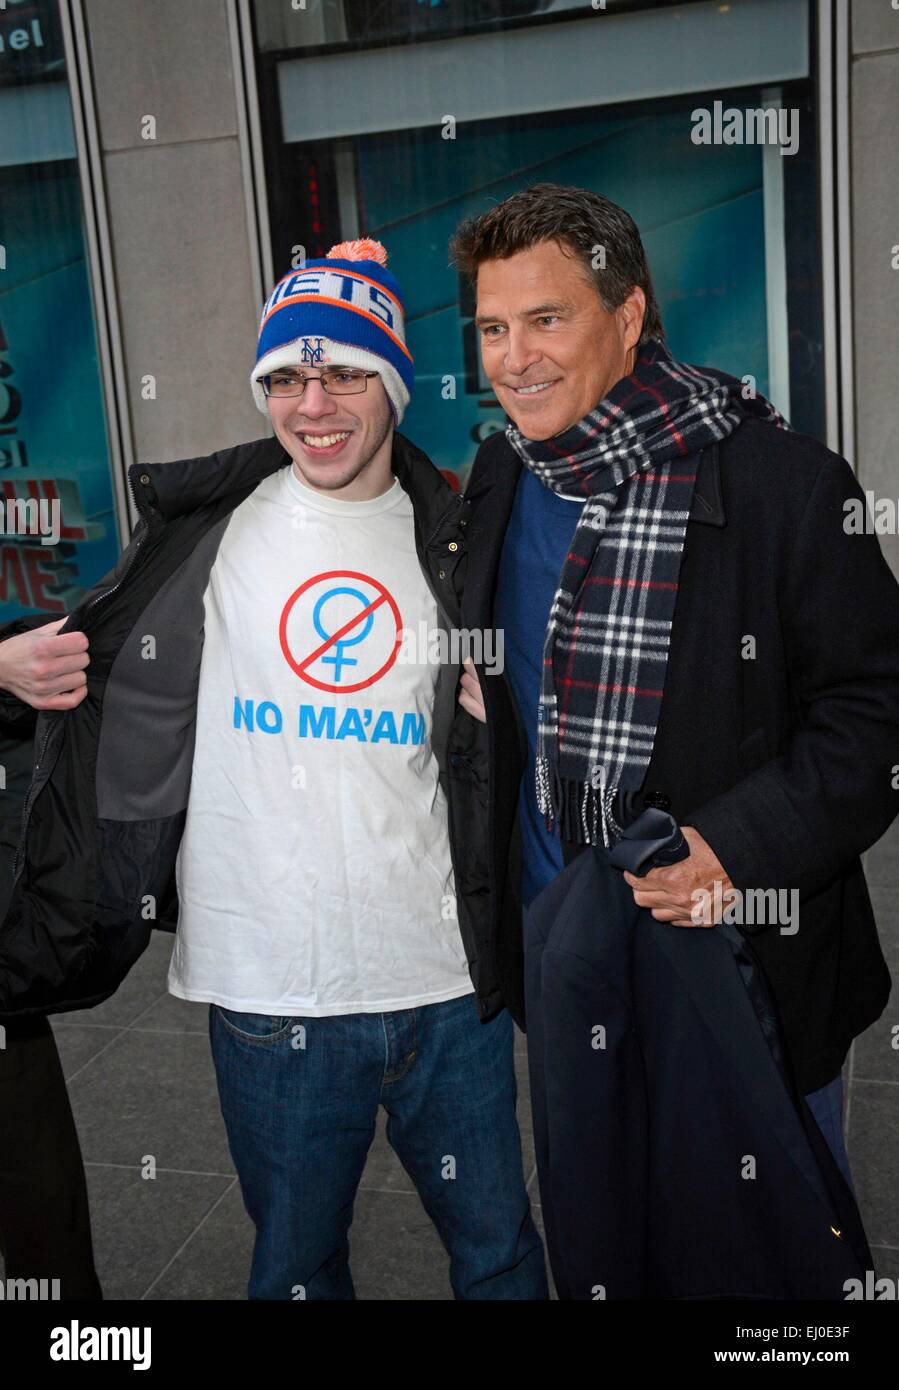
[299,338,328,366]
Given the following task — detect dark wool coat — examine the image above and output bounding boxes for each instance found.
[453,417,899,1094]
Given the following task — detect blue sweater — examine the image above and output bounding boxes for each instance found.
[494,466,583,908]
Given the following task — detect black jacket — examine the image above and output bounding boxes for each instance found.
[0,433,502,1018]
[453,416,899,1094]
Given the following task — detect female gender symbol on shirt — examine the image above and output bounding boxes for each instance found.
[313,586,372,683]
[279,569,403,694]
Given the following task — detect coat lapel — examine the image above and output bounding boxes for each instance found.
[460,437,523,631]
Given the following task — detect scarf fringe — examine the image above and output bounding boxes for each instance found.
[537,756,618,848]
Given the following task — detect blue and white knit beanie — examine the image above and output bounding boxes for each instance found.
[250,238,414,425]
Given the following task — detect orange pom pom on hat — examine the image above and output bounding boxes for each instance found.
[250,238,414,425]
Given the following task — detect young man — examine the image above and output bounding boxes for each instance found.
[0,240,546,1300]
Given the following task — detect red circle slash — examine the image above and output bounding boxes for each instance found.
[279,569,403,694]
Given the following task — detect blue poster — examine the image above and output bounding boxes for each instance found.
[0,0,118,622]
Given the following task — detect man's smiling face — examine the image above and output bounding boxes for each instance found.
[267,368,393,499]
[475,239,644,441]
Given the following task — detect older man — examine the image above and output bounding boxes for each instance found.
[446,181,899,1199]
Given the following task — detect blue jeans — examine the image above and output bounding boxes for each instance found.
[209,991,548,1300]
[804,1075,854,1192]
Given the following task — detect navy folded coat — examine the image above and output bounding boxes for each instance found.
[523,815,873,1301]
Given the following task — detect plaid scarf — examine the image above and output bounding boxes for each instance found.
[506,335,790,847]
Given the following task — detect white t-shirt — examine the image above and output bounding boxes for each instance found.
[167,463,472,1015]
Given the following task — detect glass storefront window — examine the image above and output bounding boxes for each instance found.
[250,0,822,487]
[0,0,118,622]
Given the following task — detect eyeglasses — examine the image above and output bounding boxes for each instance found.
[261,369,379,398]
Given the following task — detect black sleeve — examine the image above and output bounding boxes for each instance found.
[0,514,150,733]
[690,453,899,913]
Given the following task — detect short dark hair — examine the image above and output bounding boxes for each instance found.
[448,182,664,346]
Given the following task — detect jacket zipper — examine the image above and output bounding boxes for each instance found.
[12,716,56,881]
[416,493,491,985]
[10,472,157,884]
